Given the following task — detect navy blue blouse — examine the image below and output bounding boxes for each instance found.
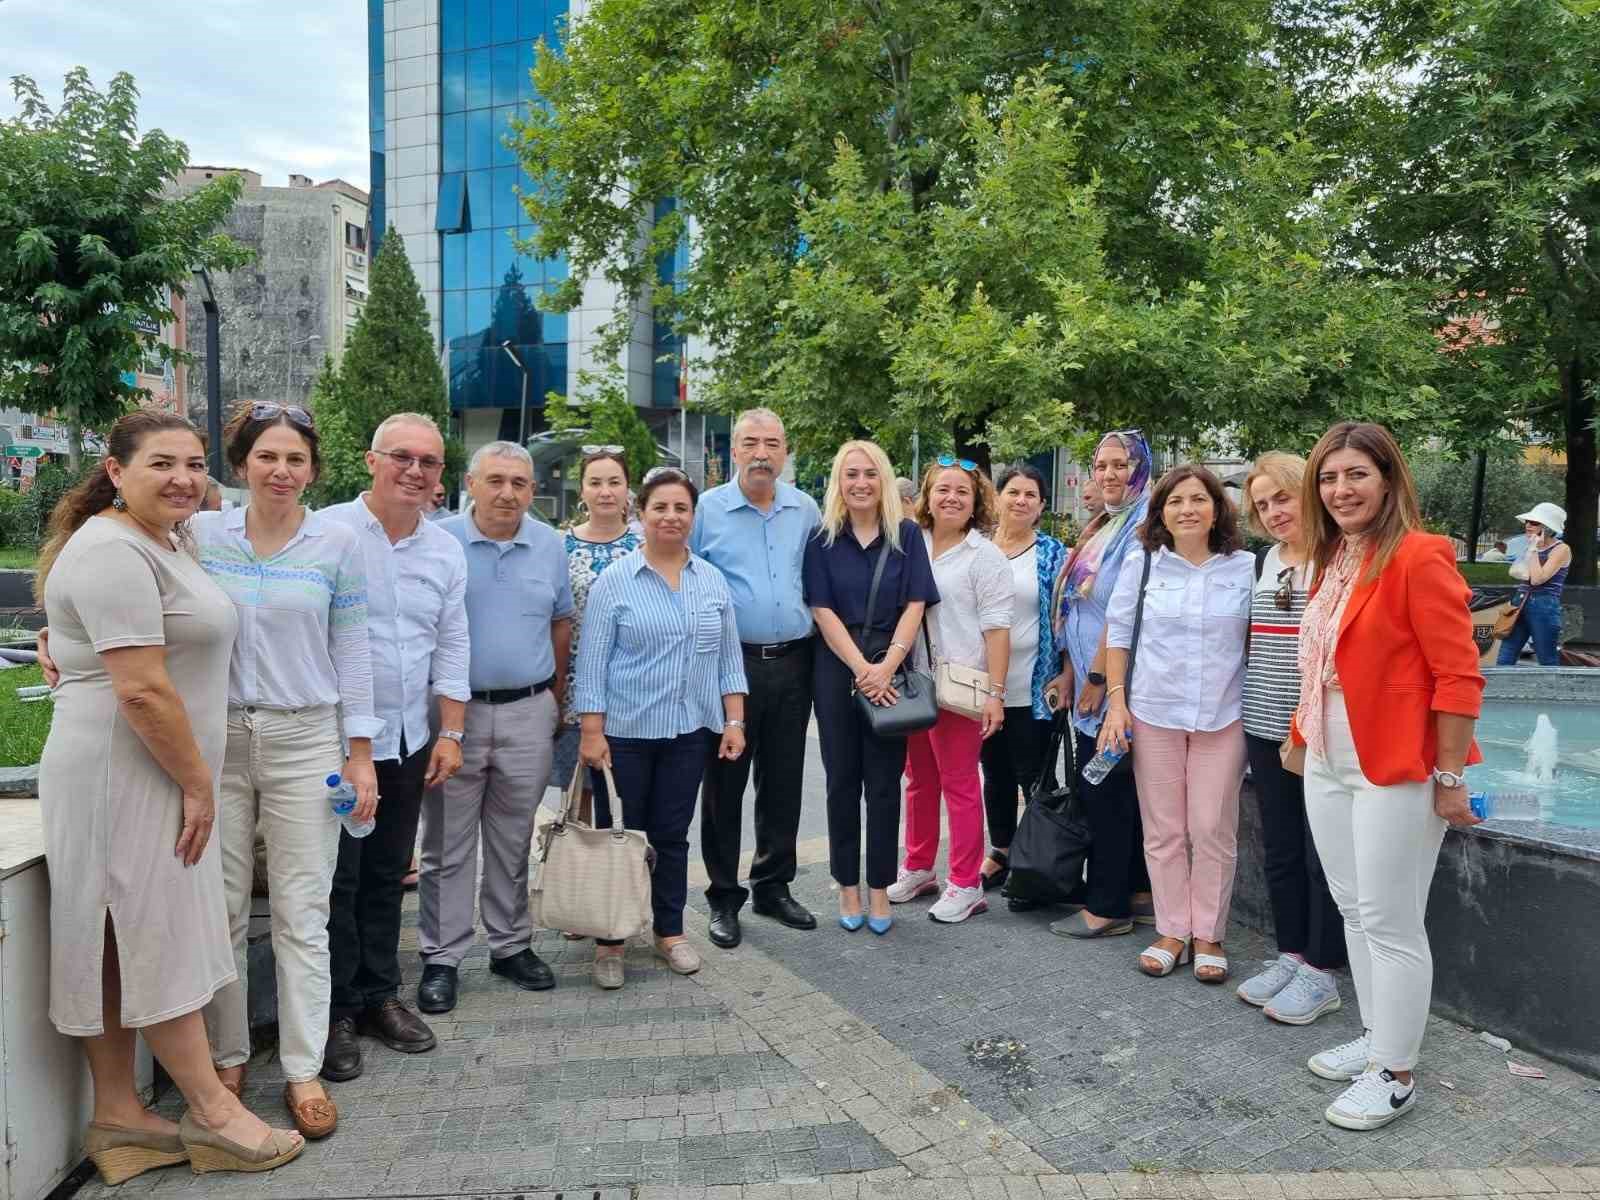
[802,519,940,639]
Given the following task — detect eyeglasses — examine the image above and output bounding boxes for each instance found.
[1274,566,1296,612]
[936,453,979,472]
[249,402,314,430]
[581,444,624,455]
[641,466,689,485]
[372,449,446,473]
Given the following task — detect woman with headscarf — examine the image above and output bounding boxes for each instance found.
[1043,431,1157,938]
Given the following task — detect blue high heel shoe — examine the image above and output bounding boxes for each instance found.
[867,915,893,936]
[839,913,865,932]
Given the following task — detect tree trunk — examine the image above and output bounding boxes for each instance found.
[952,412,993,478]
[66,423,82,474]
[1561,357,1596,586]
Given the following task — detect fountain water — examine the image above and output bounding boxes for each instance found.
[1522,713,1560,785]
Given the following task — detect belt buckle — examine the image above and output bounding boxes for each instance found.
[762,642,783,660]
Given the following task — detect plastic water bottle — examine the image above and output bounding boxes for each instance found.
[1082,737,1131,787]
[1469,791,1540,821]
[328,773,375,838]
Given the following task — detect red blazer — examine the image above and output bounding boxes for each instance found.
[1291,531,1484,785]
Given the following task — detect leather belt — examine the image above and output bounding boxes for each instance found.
[741,637,811,661]
[470,677,556,705]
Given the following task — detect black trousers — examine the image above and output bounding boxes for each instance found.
[1077,730,1150,920]
[700,641,814,908]
[979,708,1054,851]
[1245,733,1348,969]
[813,646,905,889]
[329,740,430,1018]
[593,731,709,941]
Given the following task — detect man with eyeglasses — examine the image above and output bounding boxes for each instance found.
[318,413,471,1081]
[689,408,822,948]
[415,441,572,1015]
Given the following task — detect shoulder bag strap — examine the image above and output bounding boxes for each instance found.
[1124,549,1153,706]
[857,538,892,659]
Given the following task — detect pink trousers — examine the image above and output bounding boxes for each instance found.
[1130,717,1246,943]
[904,708,985,889]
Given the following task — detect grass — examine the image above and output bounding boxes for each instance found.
[1459,561,1518,587]
[0,664,50,768]
[0,547,37,570]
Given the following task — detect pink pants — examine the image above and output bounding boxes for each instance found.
[904,709,985,889]
[1130,717,1246,943]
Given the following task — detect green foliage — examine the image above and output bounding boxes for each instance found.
[0,665,50,768]
[0,462,92,551]
[545,365,658,486]
[0,487,27,550]
[0,70,250,443]
[1412,448,1566,545]
[307,231,457,505]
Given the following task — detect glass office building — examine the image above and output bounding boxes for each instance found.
[374,0,704,457]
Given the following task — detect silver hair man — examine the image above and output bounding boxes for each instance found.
[467,440,534,476]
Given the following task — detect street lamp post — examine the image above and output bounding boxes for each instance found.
[499,340,530,446]
[286,333,322,401]
[193,269,223,482]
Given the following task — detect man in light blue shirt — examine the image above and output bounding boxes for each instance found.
[689,408,822,947]
[416,441,574,1016]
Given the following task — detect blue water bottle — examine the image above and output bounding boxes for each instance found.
[328,773,375,838]
[1468,791,1539,821]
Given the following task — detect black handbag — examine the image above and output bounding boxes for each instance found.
[1002,713,1092,905]
[850,540,939,738]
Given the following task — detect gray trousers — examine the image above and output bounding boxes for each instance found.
[418,690,558,968]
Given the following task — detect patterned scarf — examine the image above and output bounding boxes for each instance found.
[1295,535,1367,758]
[1052,430,1153,636]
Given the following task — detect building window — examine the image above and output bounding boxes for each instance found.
[436,173,469,233]
[345,221,367,251]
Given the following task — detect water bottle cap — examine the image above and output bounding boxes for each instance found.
[326,773,342,787]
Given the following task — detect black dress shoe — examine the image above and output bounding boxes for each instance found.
[489,948,555,992]
[417,963,458,1013]
[357,997,437,1053]
[752,894,817,930]
[707,905,742,949]
[321,1015,363,1081]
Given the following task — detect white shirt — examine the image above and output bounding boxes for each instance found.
[1004,543,1039,702]
[916,528,1012,674]
[321,494,472,762]
[1104,545,1254,733]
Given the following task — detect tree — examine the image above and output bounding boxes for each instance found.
[1412,447,1565,547]
[307,229,455,505]
[546,365,658,486]
[1344,0,1600,579]
[0,70,249,464]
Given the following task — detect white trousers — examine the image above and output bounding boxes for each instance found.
[204,705,343,1083]
[1304,689,1446,1071]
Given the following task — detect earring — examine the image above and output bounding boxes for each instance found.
[112,489,127,511]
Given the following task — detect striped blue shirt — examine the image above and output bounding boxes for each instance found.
[573,549,748,739]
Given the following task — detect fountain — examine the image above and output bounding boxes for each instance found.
[1522,713,1559,785]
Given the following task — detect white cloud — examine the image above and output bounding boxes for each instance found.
[0,0,372,189]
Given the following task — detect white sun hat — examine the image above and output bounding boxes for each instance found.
[1515,501,1566,537]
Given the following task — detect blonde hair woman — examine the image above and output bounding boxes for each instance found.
[803,441,939,933]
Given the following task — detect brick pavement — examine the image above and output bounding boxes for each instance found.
[76,858,1597,1200]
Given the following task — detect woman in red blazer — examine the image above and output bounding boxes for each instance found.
[1287,422,1483,1134]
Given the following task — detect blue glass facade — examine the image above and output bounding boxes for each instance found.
[438,0,569,412]
[368,0,385,253]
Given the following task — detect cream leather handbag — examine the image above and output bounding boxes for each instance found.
[924,620,991,719]
[530,762,653,941]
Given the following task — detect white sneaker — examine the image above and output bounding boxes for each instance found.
[1308,1030,1372,1081]
[927,883,988,924]
[1325,1067,1416,1131]
[1265,964,1342,1026]
[1236,953,1300,1007]
[886,867,939,904]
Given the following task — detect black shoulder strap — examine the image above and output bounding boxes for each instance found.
[858,538,892,655]
[1125,549,1153,704]
[1254,543,1270,582]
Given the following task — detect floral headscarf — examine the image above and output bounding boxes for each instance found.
[1052,430,1153,634]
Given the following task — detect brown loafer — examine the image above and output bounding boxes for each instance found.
[216,1064,247,1098]
[653,939,701,975]
[284,1085,338,1140]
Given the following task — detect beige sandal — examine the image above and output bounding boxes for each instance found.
[178,1111,304,1174]
[85,1122,189,1186]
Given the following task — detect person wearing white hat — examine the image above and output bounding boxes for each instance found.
[1499,501,1570,666]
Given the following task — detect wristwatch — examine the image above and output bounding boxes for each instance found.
[1087,671,1106,687]
[725,719,746,730]
[439,729,465,744]
[1431,767,1465,790]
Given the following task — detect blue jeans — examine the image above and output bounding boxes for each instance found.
[1497,592,1562,666]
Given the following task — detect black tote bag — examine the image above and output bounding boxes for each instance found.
[1002,713,1092,905]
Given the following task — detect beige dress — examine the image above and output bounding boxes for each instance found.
[40,516,238,1034]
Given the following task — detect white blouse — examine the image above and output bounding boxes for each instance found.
[1104,545,1254,733]
[1004,543,1039,702]
[916,528,1013,674]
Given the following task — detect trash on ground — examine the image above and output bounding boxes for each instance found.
[1507,1061,1547,1079]
[1478,1031,1512,1052]
[1440,1080,1456,1090]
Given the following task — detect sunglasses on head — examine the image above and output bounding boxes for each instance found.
[936,453,978,472]
[249,402,314,430]
[581,444,624,455]
[642,466,689,485]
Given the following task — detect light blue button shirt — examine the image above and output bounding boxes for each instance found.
[574,549,748,739]
[690,479,820,644]
[439,511,575,691]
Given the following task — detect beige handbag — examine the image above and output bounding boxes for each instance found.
[530,761,653,942]
[923,620,992,719]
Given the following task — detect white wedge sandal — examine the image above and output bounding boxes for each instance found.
[1138,938,1192,977]
[1194,950,1231,984]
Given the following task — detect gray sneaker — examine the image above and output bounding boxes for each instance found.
[1265,963,1342,1026]
[1236,953,1299,1007]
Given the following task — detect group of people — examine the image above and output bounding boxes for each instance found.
[35,403,1488,1188]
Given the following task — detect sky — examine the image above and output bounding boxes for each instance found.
[0,0,371,190]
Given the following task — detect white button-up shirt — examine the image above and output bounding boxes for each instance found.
[1104,545,1254,732]
[915,527,1012,674]
[321,494,471,762]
